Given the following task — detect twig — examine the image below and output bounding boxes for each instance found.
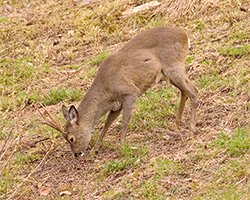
[0,130,12,157]
[0,132,16,161]
[0,137,19,175]
[32,137,51,146]
[6,139,55,200]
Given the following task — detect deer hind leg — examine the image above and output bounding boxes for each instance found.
[93,109,122,153]
[164,66,198,132]
[120,94,138,143]
[176,91,188,127]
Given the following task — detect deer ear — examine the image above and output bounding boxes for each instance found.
[68,105,79,124]
[62,105,69,120]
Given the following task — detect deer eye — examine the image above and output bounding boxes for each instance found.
[68,135,75,144]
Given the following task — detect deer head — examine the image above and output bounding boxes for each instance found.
[38,105,91,157]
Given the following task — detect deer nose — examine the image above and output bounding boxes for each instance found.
[74,152,83,157]
[74,152,80,157]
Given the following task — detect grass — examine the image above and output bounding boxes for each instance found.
[44,88,82,105]
[151,158,183,179]
[195,20,206,31]
[102,157,139,174]
[124,158,183,199]
[198,60,249,92]
[0,170,16,195]
[14,151,42,165]
[186,55,195,65]
[0,57,50,87]
[209,127,250,157]
[130,87,178,130]
[86,51,110,66]
[219,44,250,57]
[138,180,167,200]
[0,0,250,199]
[119,143,148,158]
[194,158,250,200]
[101,144,148,175]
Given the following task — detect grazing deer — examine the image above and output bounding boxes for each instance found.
[40,27,198,157]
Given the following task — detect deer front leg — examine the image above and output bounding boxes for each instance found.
[120,95,137,143]
[93,109,122,153]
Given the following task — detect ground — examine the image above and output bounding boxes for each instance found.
[0,0,249,199]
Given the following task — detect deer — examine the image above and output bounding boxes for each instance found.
[40,26,198,157]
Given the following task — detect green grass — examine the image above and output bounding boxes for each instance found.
[0,57,51,110]
[186,55,195,65]
[14,151,42,165]
[44,87,82,105]
[194,158,249,200]
[198,62,249,91]
[119,144,148,158]
[138,180,167,200]
[0,170,16,196]
[0,57,49,88]
[209,127,250,157]
[130,87,178,130]
[100,144,148,175]
[195,20,206,31]
[151,158,183,179]
[0,16,9,23]
[86,51,110,66]
[101,188,125,199]
[102,157,139,174]
[219,44,250,57]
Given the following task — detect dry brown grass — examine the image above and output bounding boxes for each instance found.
[0,0,249,199]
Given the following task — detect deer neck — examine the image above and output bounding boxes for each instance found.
[77,84,110,130]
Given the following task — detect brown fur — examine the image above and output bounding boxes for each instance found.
[62,27,198,156]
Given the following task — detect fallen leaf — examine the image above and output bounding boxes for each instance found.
[59,190,72,196]
[38,182,52,196]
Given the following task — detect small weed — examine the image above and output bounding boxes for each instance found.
[0,16,8,23]
[69,64,81,70]
[1,97,9,111]
[186,55,195,65]
[219,44,250,57]
[209,127,250,157]
[195,21,206,31]
[200,58,216,66]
